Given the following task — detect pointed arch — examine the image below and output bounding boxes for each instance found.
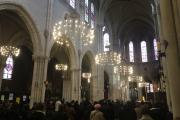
[0,3,43,54]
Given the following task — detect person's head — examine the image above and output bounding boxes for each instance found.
[94,104,101,110]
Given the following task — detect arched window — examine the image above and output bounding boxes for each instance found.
[129,41,134,62]
[154,38,158,60]
[85,0,89,22]
[102,26,106,32]
[103,33,110,51]
[151,3,155,14]
[3,55,14,80]
[141,41,148,62]
[90,3,95,28]
[70,0,75,8]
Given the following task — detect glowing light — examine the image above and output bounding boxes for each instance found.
[55,64,68,71]
[82,73,91,83]
[95,51,121,65]
[0,46,20,57]
[53,16,95,46]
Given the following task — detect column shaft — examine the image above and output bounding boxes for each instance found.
[71,68,81,101]
[0,57,6,91]
[30,56,48,108]
[160,0,180,119]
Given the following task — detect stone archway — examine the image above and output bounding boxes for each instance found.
[0,7,40,103]
[47,45,70,101]
[0,3,44,107]
[0,3,42,54]
[81,51,96,101]
[48,39,78,102]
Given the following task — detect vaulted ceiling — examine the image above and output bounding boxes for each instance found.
[96,0,155,45]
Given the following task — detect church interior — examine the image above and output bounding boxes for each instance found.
[0,0,180,120]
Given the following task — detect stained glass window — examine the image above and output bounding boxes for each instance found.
[91,3,95,28]
[154,38,158,60]
[129,41,134,62]
[70,0,75,8]
[141,41,148,62]
[3,55,13,80]
[85,0,89,22]
[103,33,110,52]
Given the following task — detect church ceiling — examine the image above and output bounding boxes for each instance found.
[99,0,155,43]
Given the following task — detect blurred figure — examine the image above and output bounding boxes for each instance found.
[139,107,154,120]
[90,104,105,120]
[29,103,47,120]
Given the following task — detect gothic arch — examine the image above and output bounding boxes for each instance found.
[81,50,97,100]
[50,40,78,70]
[0,2,43,55]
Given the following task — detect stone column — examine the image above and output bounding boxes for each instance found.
[138,87,143,101]
[0,57,6,91]
[63,79,71,102]
[91,75,98,101]
[71,68,81,101]
[96,65,104,100]
[30,56,49,108]
[172,0,180,55]
[160,0,180,119]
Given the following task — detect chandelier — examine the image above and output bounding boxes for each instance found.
[128,75,143,82]
[55,64,68,71]
[0,45,20,57]
[95,51,121,65]
[114,65,134,75]
[82,73,91,83]
[53,16,95,46]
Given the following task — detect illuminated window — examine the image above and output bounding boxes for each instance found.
[129,41,134,62]
[151,3,155,14]
[90,3,95,28]
[70,0,75,8]
[85,0,89,22]
[102,26,106,32]
[141,41,148,62]
[154,39,158,60]
[3,55,14,80]
[103,33,110,51]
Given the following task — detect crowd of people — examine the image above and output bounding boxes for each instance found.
[0,99,173,120]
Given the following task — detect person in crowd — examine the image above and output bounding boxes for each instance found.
[139,107,154,120]
[52,104,68,120]
[90,103,105,120]
[29,103,47,120]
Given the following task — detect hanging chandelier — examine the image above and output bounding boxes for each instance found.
[55,64,68,71]
[53,16,95,46]
[0,45,20,57]
[128,75,143,82]
[95,51,121,65]
[82,73,91,83]
[114,65,133,75]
